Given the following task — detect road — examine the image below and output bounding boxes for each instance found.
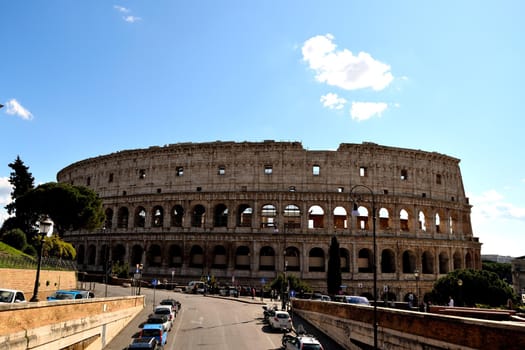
[94,284,344,350]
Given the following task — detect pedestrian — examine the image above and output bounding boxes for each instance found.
[448,296,454,307]
[251,287,255,299]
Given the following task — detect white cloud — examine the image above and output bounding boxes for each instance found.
[114,5,130,13]
[302,34,394,91]
[350,102,388,121]
[470,190,525,221]
[4,99,33,120]
[320,93,347,110]
[0,177,12,227]
[123,16,142,23]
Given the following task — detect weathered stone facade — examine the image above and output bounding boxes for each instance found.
[57,141,481,301]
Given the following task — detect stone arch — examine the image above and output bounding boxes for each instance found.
[152,206,164,227]
[379,207,390,230]
[147,244,162,267]
[399,209,411,232]
[261,204,277,228]
[381,249,396,273]
[439,252,449,274]
[191,205,206,227]
[171,205,184,227]
[117,207,129,228]
[422,251,434,274]
[213,204,228,227]
[333,206,347,229]
[134,206,146,228]
[112,244,126,264]
[259,246,275,271]
[308,247,325,272]
[235,246,250,270]
[285,246,300,271]
[418,211,426,232]
[237,204,252,227]
[168,244,183,267]
[453,251,462,270]
[355,206,370,231]
[308,205,324,228]
[402,250,417,273]
[284,204,301,229]
[189,245,204,267]
[104,208,113,229]
[130,245,143,266]
[358,248,373,273]
[465,251,473,269]
[212,245,227,268]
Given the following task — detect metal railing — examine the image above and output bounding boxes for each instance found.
[0,255,77,271]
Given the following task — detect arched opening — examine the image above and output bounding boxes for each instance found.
[191,205,206,227]
[171,205,184,227]
[189,245,204,268]
[259,246,275,271]
[105,208,113,229]
[333,206,347,229]
[117,207,129,228]
[358,248,373,273]
[285,246,300,271]
[212,245,227,268]
[135,207,146,228]
[235,246,251,270]
[147,244,162,267]
[308,205,324,228]
[340,248,350,272]
[284,204,301,229]
[168,244,183,267]
[402,250,417,273]
[152,206,164,227]
[308,247,325,272]
[381,249,396,273]
[214,204,228,227]
[237,204,252,227]
[422,251,434,274]
[261,204,276,228]
[439,252,449,274]
[379,208,390,230]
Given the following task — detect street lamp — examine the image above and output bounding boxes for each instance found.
[350,184,378,350]
[414,269,420,310]
[30,216,53,302]
[281,222,288,311]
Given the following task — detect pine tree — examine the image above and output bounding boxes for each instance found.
[327,235,342,295]
[5,156,35,214]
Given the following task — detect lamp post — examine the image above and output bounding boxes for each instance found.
[414,269,420,310]
[30,217,53,302]
[281,222,288,311]
[350,184,378,350]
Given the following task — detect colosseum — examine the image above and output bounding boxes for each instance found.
[57,140,481,302]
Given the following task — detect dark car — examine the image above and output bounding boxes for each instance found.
[159,298,181,314]
[127,337,160,349]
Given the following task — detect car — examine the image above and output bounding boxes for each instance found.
[140,324,167,347]
[153,305,175,325]
[343,295,370,305]
[145,314,171,332]
[282,333,324,350]
[46,290,93,301]
[127,336,161,349]
[268,310,292,332]
[0,289,26,303]
[159,298,181,314]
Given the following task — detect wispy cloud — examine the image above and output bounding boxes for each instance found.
[320,93,347,110]
[470,189,525,221]
[4,99,33,120]
[114,5,142,23]
[302,34,394,91]
[350,102,388,121]
[123,16,142,23]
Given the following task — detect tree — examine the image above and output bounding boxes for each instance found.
[483,260,512,284]
[1,228,28,251]
[431,269,516,307]
[44,233,76,260]
[5,156,35,214]
[15,182,105,238]
[1,156,35,236]
[327,236,342,295]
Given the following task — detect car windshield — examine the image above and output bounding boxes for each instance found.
[0,291,14,302]
[142,329,160,337]
[277,313,289,319]
[155,309,170,314]
[302,345,322,350]
[54,293,75,299]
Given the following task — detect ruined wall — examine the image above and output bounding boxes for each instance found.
[57,141,481,299]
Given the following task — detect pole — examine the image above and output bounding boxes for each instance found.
[30,233,45,302]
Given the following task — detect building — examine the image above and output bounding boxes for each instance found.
[57,141,481,301]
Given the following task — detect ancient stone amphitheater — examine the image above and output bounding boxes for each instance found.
[58,140,481,301]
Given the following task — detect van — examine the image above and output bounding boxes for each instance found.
[185,281,205,294]
[140,324,167,346]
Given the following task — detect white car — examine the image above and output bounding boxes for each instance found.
[282,334,324,350]
[0,289,26,303]
[153,305,175,328]
[269,310,292,332]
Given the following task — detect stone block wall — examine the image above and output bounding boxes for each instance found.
[0,268,77,300]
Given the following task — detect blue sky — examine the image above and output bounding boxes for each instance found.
[1,1,524,257]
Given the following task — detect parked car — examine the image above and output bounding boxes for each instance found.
[47,290,93,301]
[282,333,324,350]
[140,324,167,347]
[269,310,292,332]
[127,336,160,349]
[343,296,370,305]
[145,314,171,332]
[185,281,206,294]
[0,289,26,303]
[159,298,181,314]
[152,305,175,325]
